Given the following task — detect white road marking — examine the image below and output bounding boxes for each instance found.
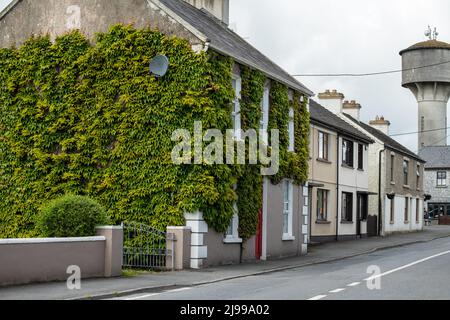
[347,282,361,287]
[365,250,450,281]
[123,287,191,300]
[308,295,327,300]
[166,287,192,293]
[329,288,346,293]
[124,293,161,300]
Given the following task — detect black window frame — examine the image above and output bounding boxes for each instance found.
[357,144,364,170]
[390,154,395,183]
[342,192,353,222]
[358,193,368,221]
[342,139,354,168]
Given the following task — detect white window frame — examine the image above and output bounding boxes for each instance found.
[288,107,295,152]
[232,75,242,140]
[282,180,295,241]
[224,186,242,244]
[260,84,270,145]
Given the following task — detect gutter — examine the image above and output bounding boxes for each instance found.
[0,0,21,21]
[378,147,386,236]
[336,133,340,241]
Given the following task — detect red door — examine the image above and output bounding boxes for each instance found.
[255,208,263,260]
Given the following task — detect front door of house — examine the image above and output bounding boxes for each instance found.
[356,194,362,238]
[255,208,263,260]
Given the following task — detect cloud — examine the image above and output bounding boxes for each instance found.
[230,0,450,151]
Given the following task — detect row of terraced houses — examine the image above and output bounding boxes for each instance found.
[0,0,429,269]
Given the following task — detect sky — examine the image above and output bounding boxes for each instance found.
[1,0,449,152]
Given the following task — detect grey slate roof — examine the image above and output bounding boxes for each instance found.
[158,0,313,96]
[343,113,425,163]
[418,146,450,169]
[1,0,313,95]
[309,100,373,144]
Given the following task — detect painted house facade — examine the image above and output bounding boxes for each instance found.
[419,146,450,217]
[338,102,426,236]
[0,0,313,268]
[308,98,374,243]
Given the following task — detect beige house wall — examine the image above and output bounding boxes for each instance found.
[309,124,339,240]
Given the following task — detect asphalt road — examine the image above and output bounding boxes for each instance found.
[114,237,450,300]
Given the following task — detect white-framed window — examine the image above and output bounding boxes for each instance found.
[282,180,294,240]
[288,107,295,152]
[224,203,242,243]
[231,75,242,140]
[437,171,447,187]
[260,84,270,145]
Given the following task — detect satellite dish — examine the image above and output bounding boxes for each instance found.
[149,55,169,78]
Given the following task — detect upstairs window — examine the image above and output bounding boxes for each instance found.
[390,154,395,183]
[318,131,329,161]
[231,76,242,140]
[403,160,409,186]
[437,171,447,187]
[260,85,270,145]
[416,165,421,190]
[342,139,354,167]
[357,144,364,170]
[288,107,295,152]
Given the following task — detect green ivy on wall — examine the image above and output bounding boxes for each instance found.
[236,66,266,240]
[0,24,310,240]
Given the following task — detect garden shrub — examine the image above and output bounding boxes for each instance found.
[36,194,109,237]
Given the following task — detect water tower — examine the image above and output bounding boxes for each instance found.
[400,27,450,151]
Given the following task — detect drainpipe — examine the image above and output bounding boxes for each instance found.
[378,147,386,236]
[336,133,340,241]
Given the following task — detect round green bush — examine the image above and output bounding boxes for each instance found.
[37,195,110,237]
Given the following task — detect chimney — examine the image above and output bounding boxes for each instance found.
[369,116,391,135]
[317,89,345,114]
[184,0,230,25]
[342,100,362,121]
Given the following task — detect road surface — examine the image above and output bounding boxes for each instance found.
[113,237,450,300]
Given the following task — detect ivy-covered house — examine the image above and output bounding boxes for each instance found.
[0,0,313,268]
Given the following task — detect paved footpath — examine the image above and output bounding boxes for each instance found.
[1,226,450,300]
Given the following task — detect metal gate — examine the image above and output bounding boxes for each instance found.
[122,222,174,271]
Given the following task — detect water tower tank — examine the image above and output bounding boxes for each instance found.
[400,39,450,150]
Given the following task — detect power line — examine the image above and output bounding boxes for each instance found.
[390,126,450,137]
[292,60,450,77]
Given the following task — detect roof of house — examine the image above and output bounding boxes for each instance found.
[343,113,425,163]
[0,0,313,95]
[418,146,450,169]
[309,100,373,144]
[156,0,313,96]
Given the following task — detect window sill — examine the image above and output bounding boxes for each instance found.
[223,237,243,244]
[317,158,332,164]
[341,164,354,170]
[390,182,395,185]
[316,220,331,225]
[357,168,364,172]
[390,221,395,225]
[404,221,410,224]
[340,221,354,224]
[403,185,410,189]
[436,186,448,189]
[282,235,296,241]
